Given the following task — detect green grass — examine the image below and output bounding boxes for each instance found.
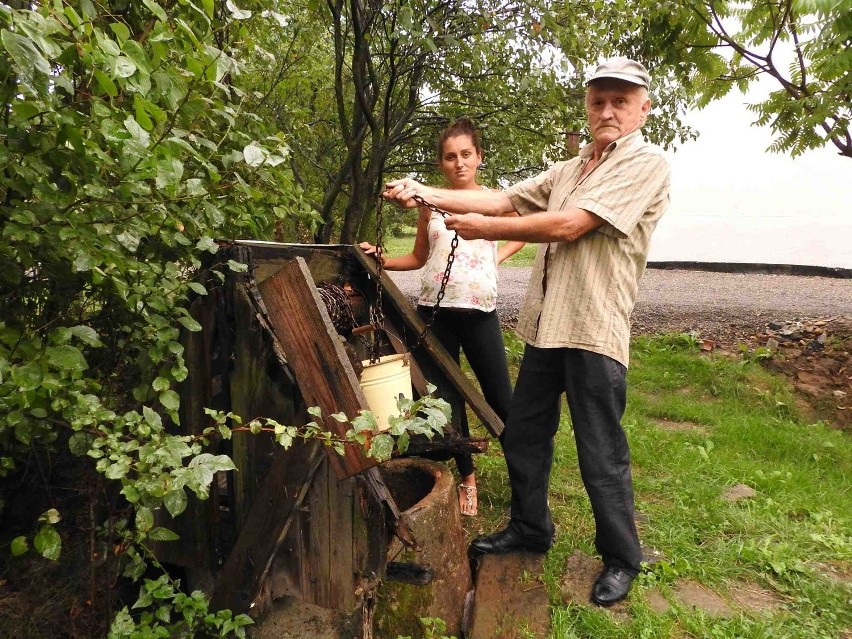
[461,332,851,639]
[382,230,539,267]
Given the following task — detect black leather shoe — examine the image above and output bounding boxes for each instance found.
[591,566,635,606]
[469,527,551,555]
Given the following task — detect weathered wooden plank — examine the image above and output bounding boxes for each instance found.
[228,285,294,529]
[327,464,355,609]
[209,441,325,614]
[257,257,376,479]
[351,246,504,438]
[297,458,358,610]
[154,294,220,577]
[232,241,352,286]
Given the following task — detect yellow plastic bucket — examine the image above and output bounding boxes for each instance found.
[359,354,413,432]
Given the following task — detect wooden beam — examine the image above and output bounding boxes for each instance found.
[351,246,504,438]
[209,441,325,614]
[257,257,377,479]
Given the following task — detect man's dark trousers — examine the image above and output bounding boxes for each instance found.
[503,344,643,574]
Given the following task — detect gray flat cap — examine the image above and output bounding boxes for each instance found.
[586,58,650,88]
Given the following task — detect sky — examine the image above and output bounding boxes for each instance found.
[650,87,851,269]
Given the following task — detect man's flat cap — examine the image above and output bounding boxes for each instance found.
[586,58,650,88]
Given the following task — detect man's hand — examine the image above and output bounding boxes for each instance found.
[444,213,490,240]
[383,178,432,209]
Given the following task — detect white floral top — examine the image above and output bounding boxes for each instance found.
[418,209,499,312]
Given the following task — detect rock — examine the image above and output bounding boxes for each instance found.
[766,337,780,351]
[468,553,550,639]
[559,550,602,607]
[645,588,671,614]
[671,580,734,617]
[723,483,756,501]
[806,339,824,352]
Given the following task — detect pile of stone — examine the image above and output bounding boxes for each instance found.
[756,316,851,429]
[761,318,832,353]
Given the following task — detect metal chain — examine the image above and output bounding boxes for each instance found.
[370,195,386,364]
[410,194,459,351]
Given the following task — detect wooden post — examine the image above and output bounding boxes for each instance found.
[257,257,378,479]
[209,441,326,613]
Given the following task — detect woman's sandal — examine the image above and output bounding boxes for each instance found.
[458,483,478,517]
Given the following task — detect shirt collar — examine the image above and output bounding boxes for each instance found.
[579,128,643,160]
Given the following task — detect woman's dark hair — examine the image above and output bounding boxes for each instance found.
[437,117,482,158]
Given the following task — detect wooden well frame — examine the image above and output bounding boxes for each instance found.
[156,241,503,619]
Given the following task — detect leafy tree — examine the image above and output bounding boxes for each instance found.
[248,1,697,244]
[638,0,852,158]
[0,0,309,634]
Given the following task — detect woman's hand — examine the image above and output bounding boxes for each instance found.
[358,241,386,266]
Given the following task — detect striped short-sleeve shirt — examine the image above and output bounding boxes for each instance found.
[504,130,671,367]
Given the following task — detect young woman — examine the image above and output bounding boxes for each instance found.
[361,117,524,516]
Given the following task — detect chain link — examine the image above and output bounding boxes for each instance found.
[370,195,387,364]
[370,191,459,357]
[410,194,459,351]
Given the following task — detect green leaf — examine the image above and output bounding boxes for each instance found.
[164,489,188,517]
[134,94,154,131]
[225,0,252,19]
[109,22,131,43]
[69,432,93,456]
[148,527,180,541]
[159,389,180,411]
[196,236,218,253]
[11,361,43,391]
[69,325,103,347]
[11,536,28,556]
[243,143,265,166]
[136,506,154,532]
[116,230,141,252]
[47,345,88,372]
[155,157,184,189]
[94,69,118,98]
[143,405,163,429]
[201,0,214,18]
[34,525,62,561]
[73,252,96,272]
[188,282,207,296]
[188,453,236,492]
[177,316,202,332]
[1,30,51,84]
[39,508,61,525]
[369,434,394,461]
[12,101,40,120]
[113,56,137,79]
[227,260,248,273]
[104,458,131,479]
[142,0,169,22]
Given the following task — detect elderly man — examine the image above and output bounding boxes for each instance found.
[384,58,670,606]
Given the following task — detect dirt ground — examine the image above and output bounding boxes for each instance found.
[389,267,852,430]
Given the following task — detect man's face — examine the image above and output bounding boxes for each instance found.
[585,80,651,147]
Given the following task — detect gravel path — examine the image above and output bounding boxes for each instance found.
[389,267,852,344]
